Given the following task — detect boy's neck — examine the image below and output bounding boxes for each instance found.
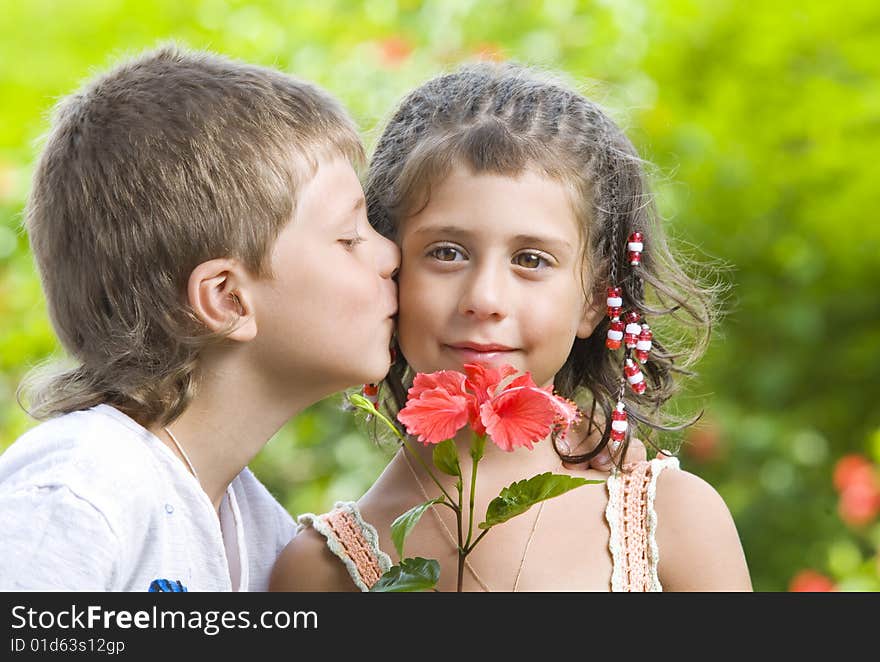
[148,349,318,513]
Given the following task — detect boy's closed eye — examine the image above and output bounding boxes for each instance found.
[337,196,368,250]
[338,234,365,250]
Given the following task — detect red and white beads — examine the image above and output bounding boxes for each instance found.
[606,317,624,350]
[625,359,646,394]
[623,311,642,349]
[635,324,653,362]
[606,286,623,319]
[628,232,643,266]
[611,401,628,444]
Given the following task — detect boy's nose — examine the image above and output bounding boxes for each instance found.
[377,233,400,280]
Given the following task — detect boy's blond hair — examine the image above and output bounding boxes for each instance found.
[19,45,364,426]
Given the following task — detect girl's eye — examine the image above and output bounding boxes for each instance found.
[513,251,549,269]
[429,245,465,262]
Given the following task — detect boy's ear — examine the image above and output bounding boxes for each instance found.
[576,291,605,339]
[187,258,257,342]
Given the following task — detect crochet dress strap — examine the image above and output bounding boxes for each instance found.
[605,456,680,592]
[297,501,392,592]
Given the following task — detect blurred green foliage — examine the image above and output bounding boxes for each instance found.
[1,0,878,591]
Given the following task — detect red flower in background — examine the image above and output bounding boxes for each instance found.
[397,363,579,451]
[472,41,504,62]
[379,36,412,68]
[833,454,875,492]
[789,569,835,592]
[838,481,880,527]
[832,454,880,527]
[683,419,724,464]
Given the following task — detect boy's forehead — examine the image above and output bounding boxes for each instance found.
[292,153,365,224]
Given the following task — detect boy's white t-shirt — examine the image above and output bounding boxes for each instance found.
[0,404,298,591]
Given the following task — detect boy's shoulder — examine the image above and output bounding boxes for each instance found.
[229,467,297,544]
[0,405,166,505]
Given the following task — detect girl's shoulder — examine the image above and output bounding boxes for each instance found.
[651,461,735,538]
[650,462,753,591]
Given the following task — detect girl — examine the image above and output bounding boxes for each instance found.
[270,62,752,592]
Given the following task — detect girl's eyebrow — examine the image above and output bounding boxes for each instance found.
[413,225,570,247]
[412,225,573,253]
[511,234,574,252]
[411,224,470,236]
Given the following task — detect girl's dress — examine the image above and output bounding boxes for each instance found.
[297,456,679,592]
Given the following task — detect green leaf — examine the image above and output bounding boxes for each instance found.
[479,473,604,529]
[433,439,461,477]
[369,557,440,592]
[391,497,446,559]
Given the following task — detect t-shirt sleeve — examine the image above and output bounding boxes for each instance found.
[0,484,120,590]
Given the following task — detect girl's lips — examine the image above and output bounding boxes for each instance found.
[444,344,517,363]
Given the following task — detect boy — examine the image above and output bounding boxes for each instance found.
[0,45,400,591]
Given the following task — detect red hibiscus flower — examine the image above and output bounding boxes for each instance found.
[397,371,470,445]
[397,363,579,451]
[463,362,518,435]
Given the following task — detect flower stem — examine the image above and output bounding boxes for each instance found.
[457,478,465,592]
[465,447,479,550]
[458,434,485,591]
[400,438,457,506]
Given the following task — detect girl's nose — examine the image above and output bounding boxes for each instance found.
[458,263,508,321]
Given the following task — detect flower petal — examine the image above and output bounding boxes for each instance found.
[398,388,469,445]
[503,372,538,390]
[480,388,557,452]
[463,362,517,402]
[407,370,467,402]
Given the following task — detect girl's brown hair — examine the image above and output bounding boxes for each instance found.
[364,62,722,463]
[19,45,363,427]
